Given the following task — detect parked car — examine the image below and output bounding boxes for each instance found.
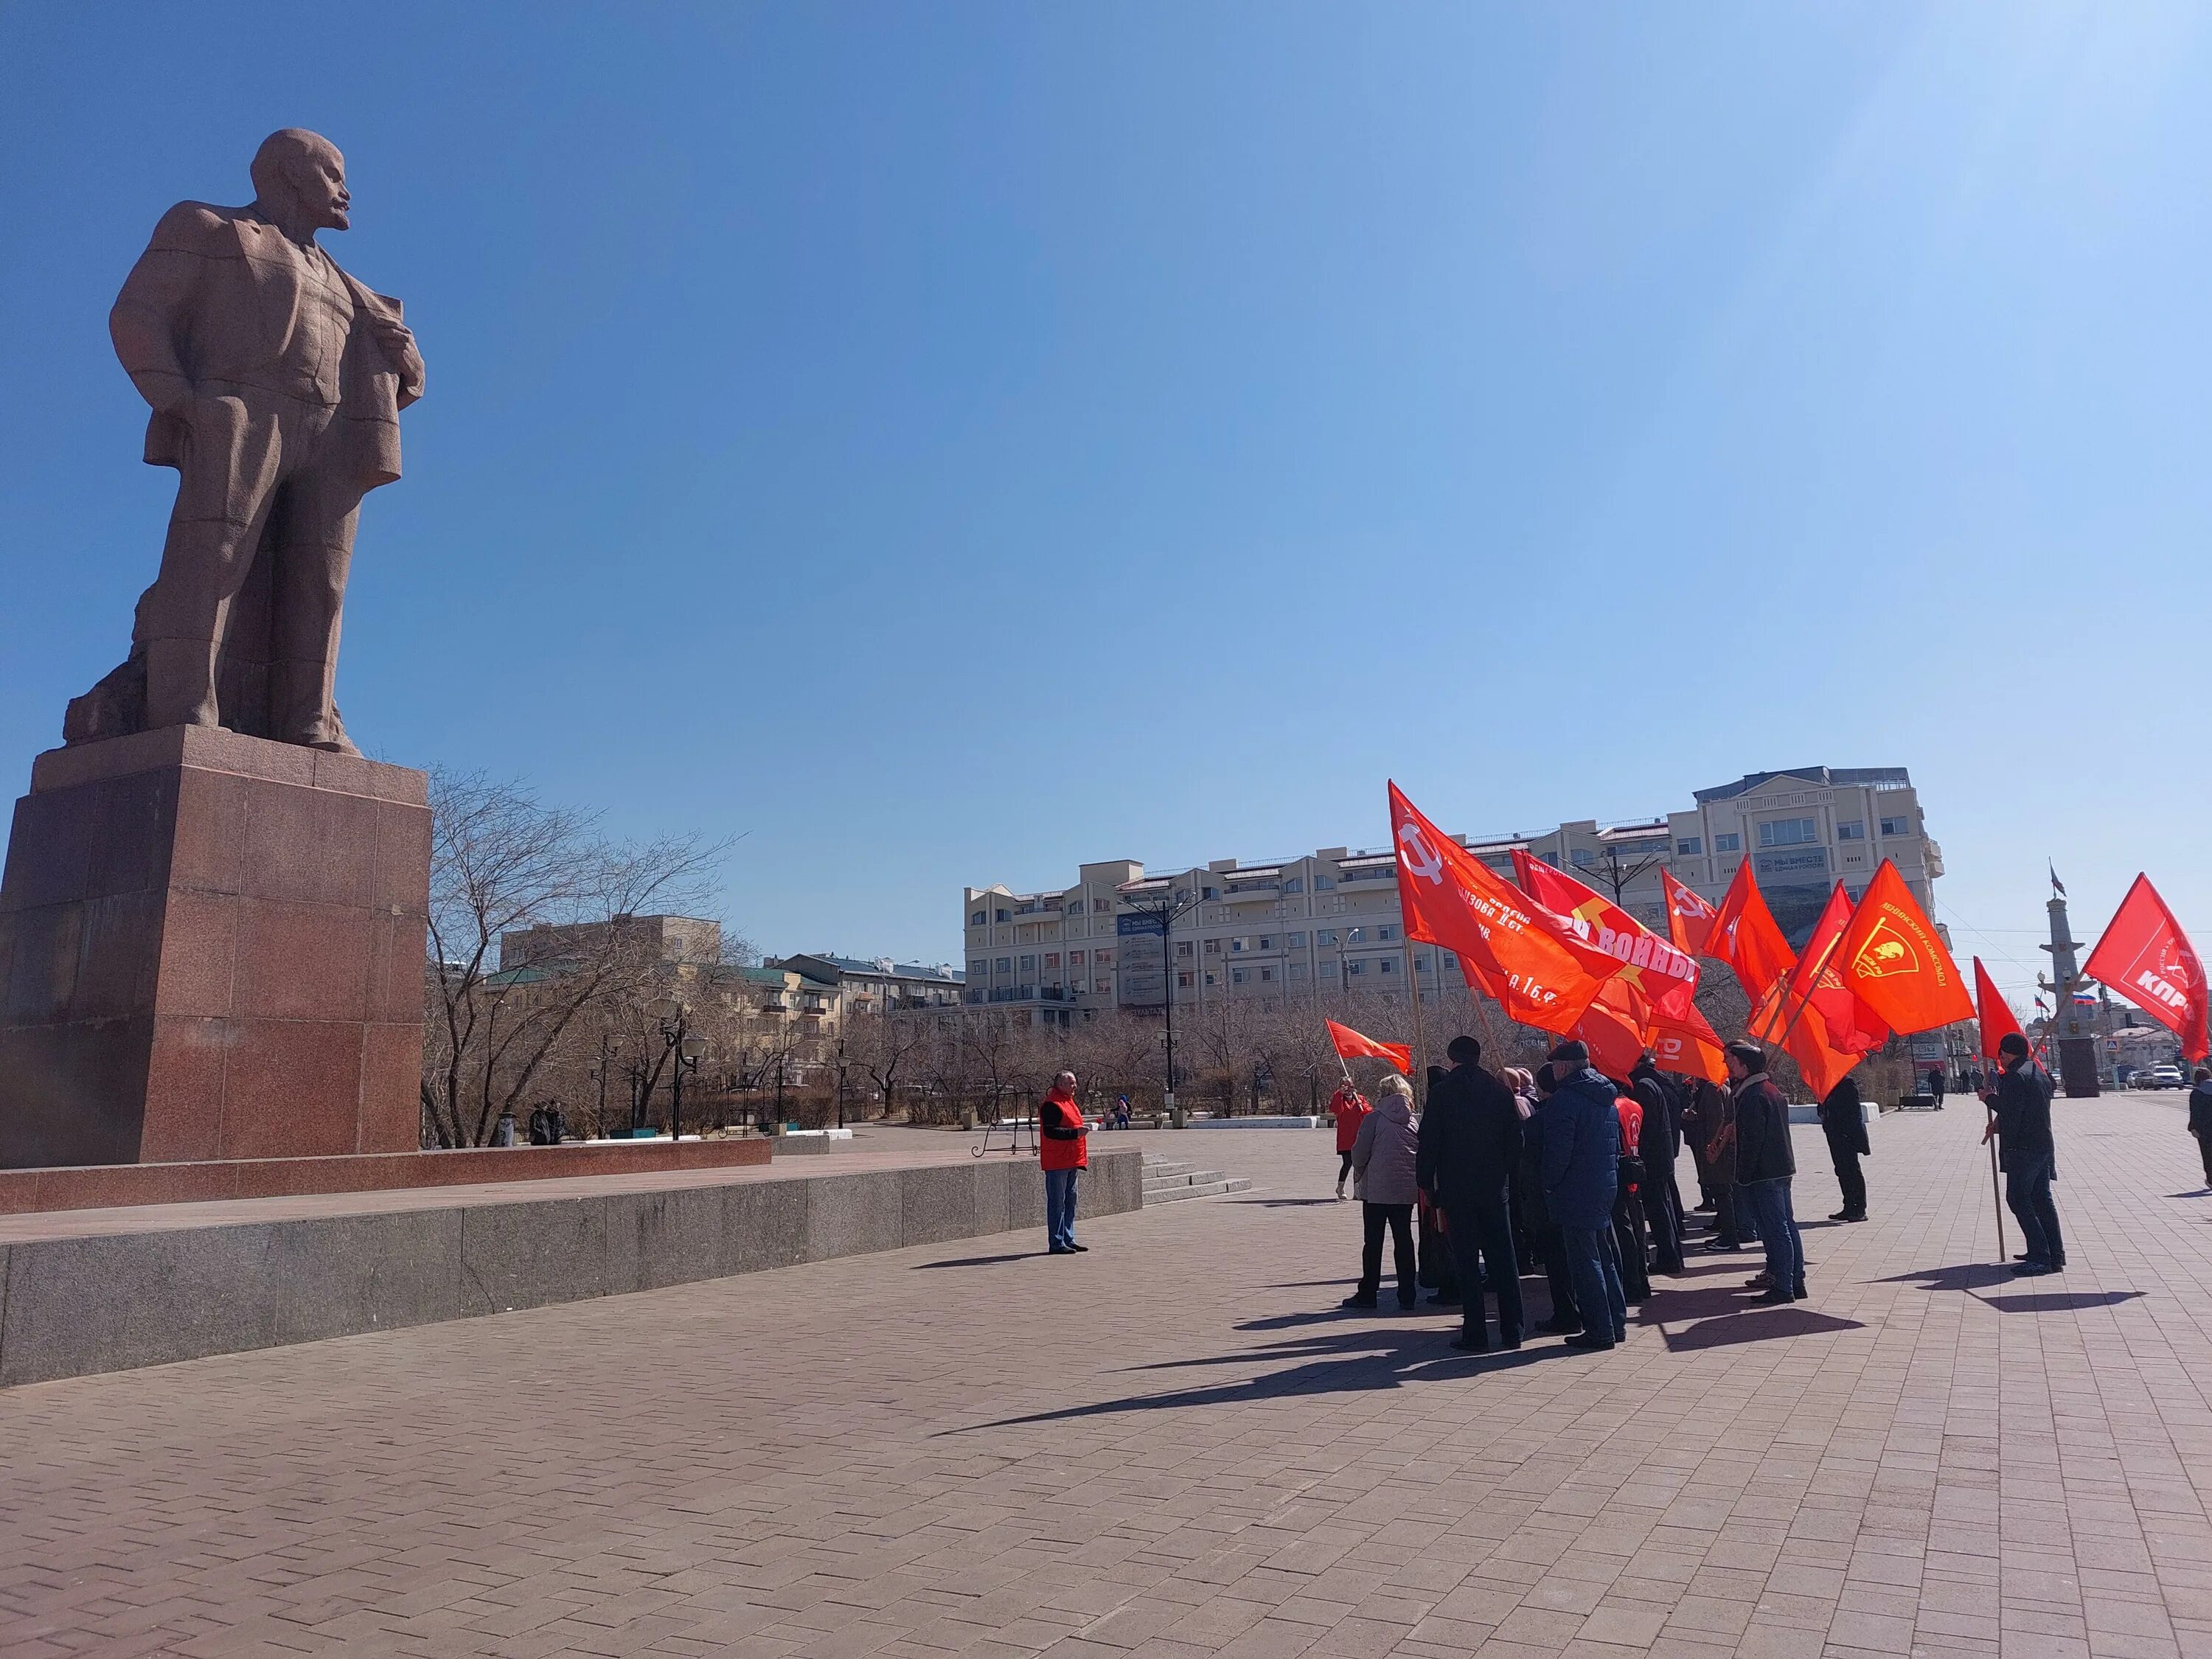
[2140,1064,2185,1090]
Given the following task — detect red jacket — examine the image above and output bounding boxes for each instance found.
[1040,1090,1088,1171]
[1329,1088,1371,1152]
[1615,1095,1643,1191]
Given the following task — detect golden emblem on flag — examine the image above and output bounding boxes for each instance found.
[1852,916,1920,980]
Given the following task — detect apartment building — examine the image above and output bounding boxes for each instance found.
[769,954,965,1016]
[960,766,1943,1024]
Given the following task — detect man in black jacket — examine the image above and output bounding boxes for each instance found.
[2188,1068,2212,1189]
[1818,1075,1869,1222]
[1983,1033,2063,1273]
[1726,1042,1805,1304]
[1417,1034,1526,1352]
[1630,1054,1686,1273]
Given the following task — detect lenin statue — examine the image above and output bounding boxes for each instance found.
[66,128,425,755]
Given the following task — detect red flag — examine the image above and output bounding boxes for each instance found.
[1514,852,1701,1021]
[2083,874,2208,1062]
[1706,860,1798,1020]
[1389,782,1625,1032]
[1834,860,1974,1035]
[1973,956,2025,1063]
[1325,1018,1411,1075]
[1662,869,1722,959]
[1754,884,1891,1056]
[1648,998,1729,1086]
[1572,978,1650,1079]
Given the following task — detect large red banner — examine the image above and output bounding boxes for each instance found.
[1513,852,1700,1021]
[1389,782,1625,1032]
[1706,860,1797,1019]
[1662,869,1721,959]
[1834,860,1973,1036]
[2083,874,2208,1062]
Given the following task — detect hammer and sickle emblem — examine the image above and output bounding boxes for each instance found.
[1397,821,1444,886]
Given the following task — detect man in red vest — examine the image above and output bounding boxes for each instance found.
[1040,1071,1091,1254]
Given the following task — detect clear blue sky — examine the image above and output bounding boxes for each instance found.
[4,4,2208,1009]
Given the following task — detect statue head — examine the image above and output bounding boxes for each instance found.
[250,128,349,235]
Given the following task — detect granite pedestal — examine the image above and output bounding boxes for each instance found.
[0,726,430,1168]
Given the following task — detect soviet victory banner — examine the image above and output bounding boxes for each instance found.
[1514,851,1701,1020]
[1388,782,1625,1032]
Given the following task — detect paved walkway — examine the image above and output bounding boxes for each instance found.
[4,1094,2212,1659]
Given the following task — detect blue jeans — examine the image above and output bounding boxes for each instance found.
[1741,1178,1804,1294]
[1560,1224,1627,1343]
[2006,1153,2064,1265]
[1045,1166,1082,1250]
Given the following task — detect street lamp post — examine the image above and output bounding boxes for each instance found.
[650,995,707,1141]
[1116,880,1202,1127]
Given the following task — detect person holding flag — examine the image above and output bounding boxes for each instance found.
[1324,1018,1405,1200]
[1329,1079,1371,1200]
[1981,1033,2063,1275]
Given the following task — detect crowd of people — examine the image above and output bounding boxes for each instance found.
[1318,1026,2069,1349]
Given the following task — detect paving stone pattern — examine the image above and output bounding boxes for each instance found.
[3,1096,2211,1658]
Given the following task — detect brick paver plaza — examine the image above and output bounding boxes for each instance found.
[5,1093,2212,1659]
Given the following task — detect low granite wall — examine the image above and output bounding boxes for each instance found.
[0,1149,1143,1386]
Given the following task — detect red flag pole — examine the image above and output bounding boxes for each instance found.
[1405,941,1430,1105]
[1986,1109,2008,1265]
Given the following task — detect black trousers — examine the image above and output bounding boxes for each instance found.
[1360,1203,1416,1304]
[1611,1192,1652,1301]
[2195,1129,2212,1187]
[1446,1199,1523,1344]
[1826,1128,1868,1217]
[1643,1156,1684,1272]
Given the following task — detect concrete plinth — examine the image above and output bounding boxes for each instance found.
[0,726,430,1168]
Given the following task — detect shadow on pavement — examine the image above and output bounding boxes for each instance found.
[1876,1263,2014,1292]
[1223,1197,1338,1208]
[947,1326,1582,1431]
[1974,1290,2144,1313]
[911,1251,1038,1270]
[1660,1307,1865,1351]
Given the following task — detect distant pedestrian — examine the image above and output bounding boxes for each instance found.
[1417,1035,1526,1352]
[1039,1071,1090,1255]
[1343,1074,1420,1310]
[1983,1034,2064,1274]
[1329,1080,1372,1200]
[1114,1095,1132,1130]
[1539,1041,1629,1352]
[2191,1069,2212,1189]
[1819,1075,1869,1222]
[1727,1042,1805,1304]
[1927,1066,1947,1107]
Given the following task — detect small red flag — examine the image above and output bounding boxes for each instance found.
[1834,860,1973,1035]
[1389,782,1626,1032]
[1662,869,1722,959]
[1647,998,1731,1086]
[1325,1018,1412,1075]
[1973,956,2025,1063]
[2083,874,2208,1062]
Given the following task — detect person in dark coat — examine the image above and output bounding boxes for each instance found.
[1416,1035,1526,1352]
[1818,1075,1870,1222]
[1982,1032,2064,1273]
[1726,1042,1804,1304]
[1683,1077,1750,1251]
[1630,1054,1686,1272]
[1520,1065,1582,1334]
[2188,1068,2212,1189]
[1538,1040,1628,1351]
[1415,1063,1458,1302]
[1927,1065,1947,1107]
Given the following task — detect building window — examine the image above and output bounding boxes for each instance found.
[1414,954,1430,973]
[1019,954,1035,972]
[995,908,1010,923]
[1346,960,1365,976]
[1378,957,1395,974]
[1346,925,1366,942]
[1836,821,1865,841]
[1204,972,1218,986]
[995,957,1011,973]
[970,910,986,926]
[1314,874,1335,890]
[1094,977,1110,992]
[1175,940,1193,958]
[1287,932,1305,948]
[1096,949,1113,964]
[1259,967,1275,983]
[1202,886,1217,900]
[1065,902,1080,916]
[1879,815,1912,837]
[1316,929,1338,946]
[1177,970,1194,988]
[1570,849,1593,869]
[1676,838,1701,857]
[1043,953,1060,969]
[1232,968,1248,985]
[1714,832,1741,853]
[1069,950,1085,967]
[1282,877,1304,894]
[1093,898,1110,912]
[1229,939,1245,953]
[968,959,987,978]
[1377,924,1397,942]
[1289,962,1308,981]
[1204,939,1221,955]
[1759,818,1818,848]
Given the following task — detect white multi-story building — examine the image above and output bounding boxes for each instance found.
[960,766,1943,1026]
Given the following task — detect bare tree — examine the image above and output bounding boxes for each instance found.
[420,771,733,1148]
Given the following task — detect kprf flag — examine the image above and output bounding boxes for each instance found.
[1326,1018,1411,1075]
[1662,869,1722,959]
[1706,860,1798,1019]
[1973,956,2025,1063]
[2082,874,2208,1062]
[1754,883,1891,1057]
[1388,782,1625,1032]
[1834,860,1974,1035]
[1647,998,1731,1086]
[1514,851,1700,1021]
